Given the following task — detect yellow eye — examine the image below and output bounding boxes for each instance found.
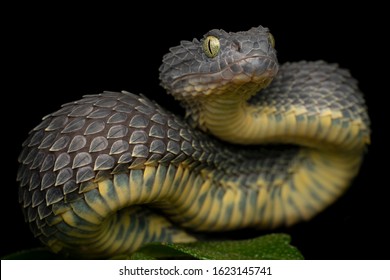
[203,36,220,58]
[268,33,275,48]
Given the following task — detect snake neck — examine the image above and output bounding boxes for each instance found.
[195,95,369,152]
[184,72,370,153]
[192,92,258,142]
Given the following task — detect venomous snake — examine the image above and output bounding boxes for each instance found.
[17,26,370,258]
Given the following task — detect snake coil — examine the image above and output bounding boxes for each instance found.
[17,26,370,258]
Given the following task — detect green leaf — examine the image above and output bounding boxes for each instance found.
[2,248,62,260]
[123,233,303,260]
[3,234,303,260]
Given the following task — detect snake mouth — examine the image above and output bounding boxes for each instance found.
[230,55,279,82]
[169,55,279,98]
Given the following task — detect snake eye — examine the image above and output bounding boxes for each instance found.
[268,33,275,48]
[203,36,220,58]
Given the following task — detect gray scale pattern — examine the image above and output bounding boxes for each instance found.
[250,61,369,125]
[17,91,299,242]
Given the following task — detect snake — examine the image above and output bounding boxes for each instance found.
[17,26,370,258]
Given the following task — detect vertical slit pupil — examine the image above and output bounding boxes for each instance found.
[208,39,213,54]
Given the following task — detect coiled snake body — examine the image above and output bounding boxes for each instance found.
[17,26,370,258]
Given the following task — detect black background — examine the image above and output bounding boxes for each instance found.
[2,6,388,259]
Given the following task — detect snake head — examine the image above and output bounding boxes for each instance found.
[159,26,279,102]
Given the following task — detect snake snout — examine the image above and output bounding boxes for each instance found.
[241,56,278,79]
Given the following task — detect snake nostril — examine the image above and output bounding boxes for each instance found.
[232,40,241,52]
